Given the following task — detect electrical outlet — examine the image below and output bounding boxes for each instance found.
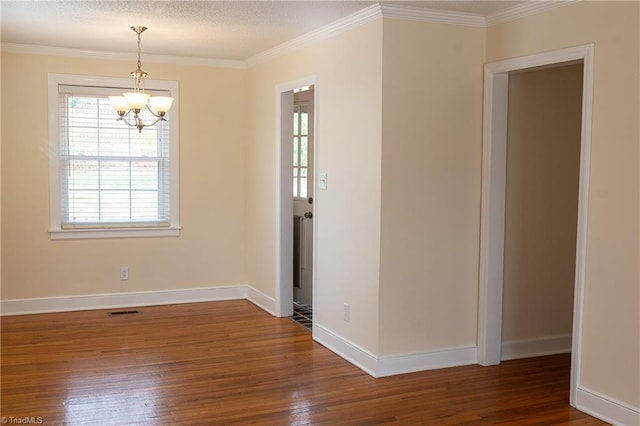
[343,303,350,323]
[120,266,129,281]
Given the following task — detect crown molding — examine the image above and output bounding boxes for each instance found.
[486,1,577,26]
[246,3,383,67]
[0,42,248,69]
[246,2,492,67]
[380,3,485,27]
[1,2,580,69]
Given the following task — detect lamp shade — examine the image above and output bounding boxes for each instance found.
[123,92,150,110]
[109,96,130,113]
[149,96,174,113]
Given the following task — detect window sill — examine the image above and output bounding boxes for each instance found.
[49,226,182,240]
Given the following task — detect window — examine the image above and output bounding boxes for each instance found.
[48,74,180,239]
[293,103,309,199]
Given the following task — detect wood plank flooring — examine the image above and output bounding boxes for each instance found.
[1,300,605,425]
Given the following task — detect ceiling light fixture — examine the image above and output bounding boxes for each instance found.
[109,26,174,133]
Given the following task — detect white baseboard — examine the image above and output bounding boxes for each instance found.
[0,285,248,316]
[376,345,478,377]
[576,386,640,426]
[312,322,379,376]
[501,334,572,361]
[313,322,477,378]
[246,286,276,316]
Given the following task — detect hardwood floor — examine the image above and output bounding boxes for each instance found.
[1,300,604,425]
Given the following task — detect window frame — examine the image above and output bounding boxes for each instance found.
[47,73,181,240]
[293,102,310,201]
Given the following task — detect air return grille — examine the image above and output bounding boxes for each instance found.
[108,310,140,316]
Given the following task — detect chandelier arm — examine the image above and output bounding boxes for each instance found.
[118,109,133,119]
[143,117,166,128]
[116,110,144,130]
[145,106,167,119]
[117,115,135,127]
[115,108,165,131]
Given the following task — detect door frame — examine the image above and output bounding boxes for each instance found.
[275,75,318,317]
[477,44,594,407]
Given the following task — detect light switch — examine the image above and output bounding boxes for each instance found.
[319,173,327,190]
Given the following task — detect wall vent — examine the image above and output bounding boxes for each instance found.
[108,310,140,316]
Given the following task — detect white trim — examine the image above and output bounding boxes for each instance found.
[313,323,477,378]
[1,42,247,69]
[500,334,572,361]
[247,5,382,66]
[312,322,379,376]
[484,45,595,74]
[49,226,181,240]
[0,285,248,316]
[275,76,319,103]
[275,87,293,317]
[247,286,276,316]
[576,387,640,426]
[0,285,279,318]
[477,70,509,366]
[248,3,491,66]
[486,1,576,27]
[570,42,594,408]
[380,3,485,27]
[477,44,594,408]
[376,346,478,378]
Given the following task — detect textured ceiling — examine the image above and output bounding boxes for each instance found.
[1,1,524,61]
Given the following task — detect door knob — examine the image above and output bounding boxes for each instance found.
[304,212,313,219]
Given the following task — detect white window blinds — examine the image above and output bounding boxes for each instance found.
[58,84,171,228]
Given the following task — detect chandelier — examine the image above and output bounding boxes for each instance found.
[109,26,174,133]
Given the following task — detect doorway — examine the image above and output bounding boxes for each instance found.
[275,75,317,324]
[501,63,583,359]
[292,86,315,329]
[478,45,594,407]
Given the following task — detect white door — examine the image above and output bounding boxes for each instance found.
[292,87,314,306]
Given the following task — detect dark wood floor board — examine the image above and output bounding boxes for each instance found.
[1,300,606,425]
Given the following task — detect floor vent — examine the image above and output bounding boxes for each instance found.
[108,310,140,316]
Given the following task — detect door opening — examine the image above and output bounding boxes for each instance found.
[275,75,317,326]
[478,45,594,407]
[292,86,315,329]
[501,63,583,361]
